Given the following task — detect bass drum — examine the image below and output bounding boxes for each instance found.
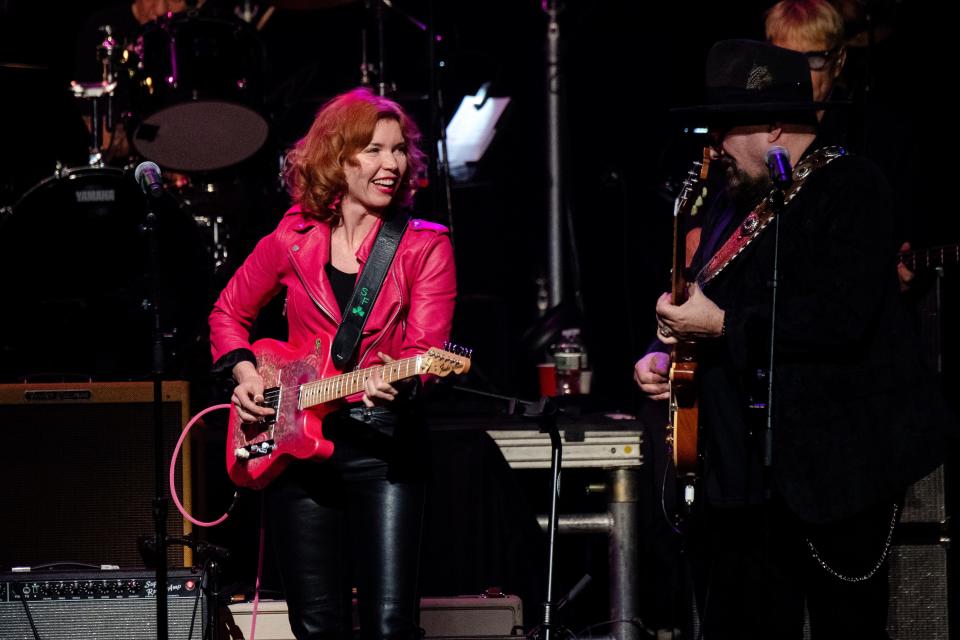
[0,167,213,381]
[131,12,269,172]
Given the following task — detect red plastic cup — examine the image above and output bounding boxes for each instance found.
[537,363,558,397]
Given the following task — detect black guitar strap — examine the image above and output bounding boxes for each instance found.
[330,210,410,370]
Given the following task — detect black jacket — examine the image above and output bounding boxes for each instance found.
[697,147,953,523]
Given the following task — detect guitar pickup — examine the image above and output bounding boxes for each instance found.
[234,439,276,460]
[240,412,276,441]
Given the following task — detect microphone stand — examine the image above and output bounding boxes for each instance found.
[138,179,171,640]
[762,170,790,501]
[451,386,562,639]
[142,534,232,640]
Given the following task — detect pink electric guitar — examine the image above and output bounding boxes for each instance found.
[226,338,471,489]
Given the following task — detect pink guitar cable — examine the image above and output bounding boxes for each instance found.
[169,403,267,640]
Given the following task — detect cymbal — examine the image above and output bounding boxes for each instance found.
[273,0,357,10]
[0,62,49,70]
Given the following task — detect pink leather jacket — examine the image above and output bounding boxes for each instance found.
[209,205,456,378]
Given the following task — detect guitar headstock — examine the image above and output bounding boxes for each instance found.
[420,343,473,377]
[675,156,710,219]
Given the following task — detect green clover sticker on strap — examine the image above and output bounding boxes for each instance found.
[351,305,366,318]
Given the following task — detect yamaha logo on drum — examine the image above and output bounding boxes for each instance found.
[74,188,116,203]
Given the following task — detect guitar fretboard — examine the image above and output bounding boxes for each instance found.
[900,243,960,272]
[299,356,424,408]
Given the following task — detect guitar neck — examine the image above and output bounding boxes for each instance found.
[299,355,423,409]
[900,243,960,272]
[671,152,710,306]
[671,219,689,305]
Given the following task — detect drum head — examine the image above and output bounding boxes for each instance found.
[134,101,269,172]
[0,167,213,380]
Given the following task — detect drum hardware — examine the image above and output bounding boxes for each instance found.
[130,12,270,172]
[168,178,239,275]
[236,0,257,23]
[70,80,118,167]
[190,212,232,273]
[96,25,121,138]
[70,23,131,167]
[0,166,212,381]
[273,0,359,9]
[357,1,454,228]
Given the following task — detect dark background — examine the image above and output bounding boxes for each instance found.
[1,0,956,635]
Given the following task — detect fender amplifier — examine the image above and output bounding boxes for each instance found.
[0,568,206,640]
[0,382,194,569]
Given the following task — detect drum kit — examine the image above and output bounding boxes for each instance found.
[0,0,440,382]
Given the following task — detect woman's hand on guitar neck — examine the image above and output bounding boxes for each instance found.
[232,360,276,424]
[362,352,400,408]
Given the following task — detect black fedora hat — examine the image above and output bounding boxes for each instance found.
[672,39,832,121]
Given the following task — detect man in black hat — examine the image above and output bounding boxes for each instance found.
[634,40,953,638]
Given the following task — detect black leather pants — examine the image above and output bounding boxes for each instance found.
[266,406,426,640]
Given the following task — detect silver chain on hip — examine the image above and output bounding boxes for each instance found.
[805,503,899,583]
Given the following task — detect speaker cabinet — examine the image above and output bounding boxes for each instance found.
[0,568,205,640]
[0,382,194,569]
[886,542,950,640]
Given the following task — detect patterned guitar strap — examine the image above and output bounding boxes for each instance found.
[697,145,847,287]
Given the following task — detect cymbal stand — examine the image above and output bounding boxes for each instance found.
[70,81,116,167]
[71,25,119,167]
[361,0,428,95]
[359,0,455,234]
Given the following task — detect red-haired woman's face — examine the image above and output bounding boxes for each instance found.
[342,118,408,215]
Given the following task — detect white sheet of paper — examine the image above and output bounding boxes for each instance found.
[443,94,510,166]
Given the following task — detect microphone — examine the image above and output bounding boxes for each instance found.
[134,161,164,198]
[766,146,792,189]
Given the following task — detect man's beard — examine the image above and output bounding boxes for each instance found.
[721,156,772,213]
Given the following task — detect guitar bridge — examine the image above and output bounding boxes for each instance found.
[234,439,276,460]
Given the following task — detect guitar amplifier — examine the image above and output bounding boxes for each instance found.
[0,568,206,640]
[0,382,194,569]
[222,594,524,639]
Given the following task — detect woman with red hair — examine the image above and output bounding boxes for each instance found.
[209,87,456,639]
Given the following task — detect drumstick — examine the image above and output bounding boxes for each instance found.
[257,5,276,31]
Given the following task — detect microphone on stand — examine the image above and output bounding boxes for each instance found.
[765,146,793,189]
[134,161,164,199]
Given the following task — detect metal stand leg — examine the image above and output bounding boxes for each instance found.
[608,468,640,640]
